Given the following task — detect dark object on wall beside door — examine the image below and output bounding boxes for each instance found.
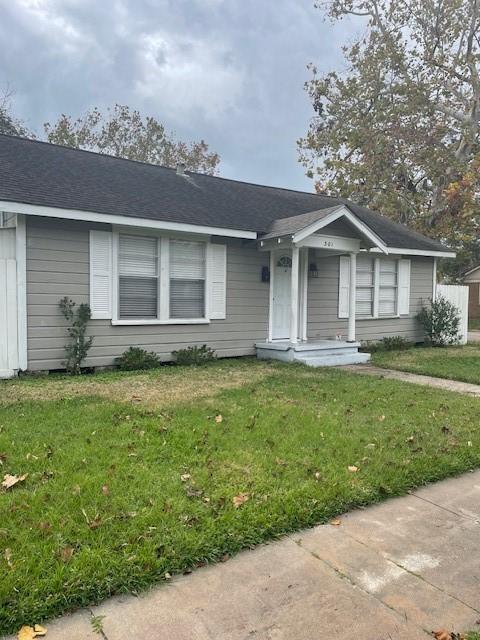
[261,266,270,282]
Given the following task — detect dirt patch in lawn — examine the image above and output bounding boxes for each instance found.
[0,360,277,409]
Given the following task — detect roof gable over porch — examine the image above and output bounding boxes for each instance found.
[259,205,388,254]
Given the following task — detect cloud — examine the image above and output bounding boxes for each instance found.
[0,0,361,190]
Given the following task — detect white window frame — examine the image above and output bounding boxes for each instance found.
[111,229,211,325]
[353,257,406,320]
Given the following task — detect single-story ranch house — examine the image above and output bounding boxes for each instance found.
[0,134,455,377]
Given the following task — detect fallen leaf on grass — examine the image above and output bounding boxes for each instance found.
[60,546,74,563]
[330,519,342,526]
[378,415,386,422]
[432,630,465,640]
[215,414,223,423]
[232,493,249,508]
[180,473,191,482]
[4,548,13,568]
[347,465,359,473]
[17,625,47,640]
[101,485,109,496]
[0,453,6,465]
[2,473,28,490]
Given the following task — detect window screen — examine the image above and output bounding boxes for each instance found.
[118,235,158,319]
[169,240,206,318]
[356,257,374,317]
[379,259,398,316]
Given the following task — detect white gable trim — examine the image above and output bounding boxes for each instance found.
[292,205,388,254]
[0,200,257,240]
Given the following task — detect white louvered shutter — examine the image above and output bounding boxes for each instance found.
[207,244,227,320]
[338,255,350,318]
[398,259,411,315]
[89,230,113,319]
[169,240,206,318]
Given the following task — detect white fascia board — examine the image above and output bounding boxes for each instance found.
[0,200,257,240]
[292,205,389,254]
[369,247,456,258]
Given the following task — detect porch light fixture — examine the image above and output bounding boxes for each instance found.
[308,262,319,278]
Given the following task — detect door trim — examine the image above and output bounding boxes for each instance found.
[269,249,293,341]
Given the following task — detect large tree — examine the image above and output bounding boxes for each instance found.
[44,104,220,175]
[0,90,28,137]
[298,0,480,276]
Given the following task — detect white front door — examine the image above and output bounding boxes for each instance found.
[272,253,292,340]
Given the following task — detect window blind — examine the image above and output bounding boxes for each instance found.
[169,240,206,318]
[356,257,374,317]
[379,259,398,316]
[119,235,158,319]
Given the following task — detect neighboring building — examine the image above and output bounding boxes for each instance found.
[463,265,480,320]
[0,135,454,377]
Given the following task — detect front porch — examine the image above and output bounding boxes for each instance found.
[256,339,370,367]
[255,205,388,367]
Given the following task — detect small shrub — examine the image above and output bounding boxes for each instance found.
[359,340,384,353]
[173,344,216,366]
[59,297,93,375]
[418,295,461,346]
[116,347,161,371]
[382,336,410,351]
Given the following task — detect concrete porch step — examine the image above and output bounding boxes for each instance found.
[296,352,371,367]
[256,340,371,367]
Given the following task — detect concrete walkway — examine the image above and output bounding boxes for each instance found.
[8,471,480,640]
[342,363,480,396]
[468,330,480,342]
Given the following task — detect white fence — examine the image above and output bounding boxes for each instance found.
[437,284,469,345]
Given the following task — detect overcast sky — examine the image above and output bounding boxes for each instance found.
[1,0,360,192]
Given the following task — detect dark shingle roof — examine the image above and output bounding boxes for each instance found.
[0,134,449,252]
[260,206,342,239]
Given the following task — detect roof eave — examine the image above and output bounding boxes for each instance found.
[0,200,258,240]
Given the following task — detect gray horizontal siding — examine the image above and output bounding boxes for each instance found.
[26,217,269,370]
[307,254,433,342]
[26,217,435,371]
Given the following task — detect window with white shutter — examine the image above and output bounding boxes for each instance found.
[118,235,158,319]
[208,244,227,319]
[338,255,411,320]
[398,259,411,315]
[89,230,113,319]
[169,240,206,319]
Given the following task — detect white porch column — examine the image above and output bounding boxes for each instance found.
[347,251,357,342]
[290,245,300,343]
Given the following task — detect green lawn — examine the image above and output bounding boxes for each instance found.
[2,359,480,633]
[371,344,480,384]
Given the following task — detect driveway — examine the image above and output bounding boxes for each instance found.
[10,471,480,640]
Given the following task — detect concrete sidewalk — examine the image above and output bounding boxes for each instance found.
[342,363,480,396]
[8,471,480,640]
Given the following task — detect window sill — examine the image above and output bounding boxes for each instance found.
[111,318,210,326]
[356,315,408,320]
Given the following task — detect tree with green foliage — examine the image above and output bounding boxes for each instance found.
[0,90,29,137]
[299,0,480,277]
[44,104,220,175]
